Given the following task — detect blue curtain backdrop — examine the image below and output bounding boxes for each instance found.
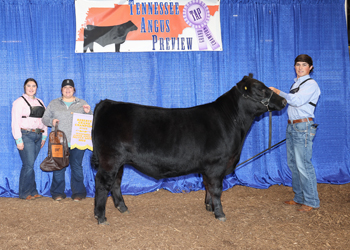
[1,0,349,198]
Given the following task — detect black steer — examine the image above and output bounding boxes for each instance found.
[83,20,137,53]
[91,74,287,225]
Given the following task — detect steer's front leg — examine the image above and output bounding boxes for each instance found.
[202,175,213,212]
[203,174,226,221]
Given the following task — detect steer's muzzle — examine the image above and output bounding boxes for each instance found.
[282,98,287,107]
[269,93,287,111]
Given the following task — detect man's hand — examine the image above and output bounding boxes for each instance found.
[269,87,281,95]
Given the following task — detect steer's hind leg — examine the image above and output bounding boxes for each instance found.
[202,175,213,212]
[202,174,226,222]
[94,168,111,225]
[110,166,129,214]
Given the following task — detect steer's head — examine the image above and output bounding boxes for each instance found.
[236,74,287,113]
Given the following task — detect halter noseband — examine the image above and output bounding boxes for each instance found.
[238,87,274,112]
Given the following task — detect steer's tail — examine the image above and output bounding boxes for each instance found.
[90,100,104,170]
[91,151,99,169]
[91,127,100,170]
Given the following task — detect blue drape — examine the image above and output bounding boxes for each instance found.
[1,0,349,198]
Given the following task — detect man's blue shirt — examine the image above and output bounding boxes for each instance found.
[279,75,321,121]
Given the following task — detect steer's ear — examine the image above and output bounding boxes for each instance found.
[237,78,250,93]
[248,73,254,78]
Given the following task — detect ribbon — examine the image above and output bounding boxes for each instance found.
[183,0,220,51]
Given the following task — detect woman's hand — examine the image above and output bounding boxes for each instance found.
[269,87,281,95]
[41,140,46,148]
[53,119,59,126]
[83,105,91,113]
[17,143,24,150]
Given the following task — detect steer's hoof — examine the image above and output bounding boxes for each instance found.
[117,206,129,214]
[216,216,226,222]
[99,221,110,226]
[96,216,109,225]
[122,210,130,214]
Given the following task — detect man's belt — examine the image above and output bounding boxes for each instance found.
[21,128,44,134]
[288,118,313,124]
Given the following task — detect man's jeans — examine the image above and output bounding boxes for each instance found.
[18,131,42,199]
[50,148,87,200]
[286,121,320,208]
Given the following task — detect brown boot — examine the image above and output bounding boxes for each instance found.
[25,195,35,200]
[284,200,301,205]
[297,205,318,212]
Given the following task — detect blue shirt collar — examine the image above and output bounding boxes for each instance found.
[294,74,311,84]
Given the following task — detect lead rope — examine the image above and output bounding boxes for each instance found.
[236,112,286,168]
[269,111,272,149]
[54,122,58,137]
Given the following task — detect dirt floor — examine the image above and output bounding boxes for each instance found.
[0,183,349,250]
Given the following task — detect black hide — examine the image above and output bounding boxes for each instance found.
[91,74,287,224]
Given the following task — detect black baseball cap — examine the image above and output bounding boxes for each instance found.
[61,79,75,88]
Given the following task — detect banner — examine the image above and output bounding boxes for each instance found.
[70,113,93,151]
[75,0,222,52]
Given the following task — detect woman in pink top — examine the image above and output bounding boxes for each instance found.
[11,78,48,200]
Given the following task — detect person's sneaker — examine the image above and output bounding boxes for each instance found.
[73,197,82,202]
[54,196,62,201]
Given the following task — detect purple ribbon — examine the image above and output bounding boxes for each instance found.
[183,0,220,51]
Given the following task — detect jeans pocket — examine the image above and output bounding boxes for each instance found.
[293,122,307,132]
[309,126,316,138]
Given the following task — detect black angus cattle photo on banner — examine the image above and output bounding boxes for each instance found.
[83,21,138,52]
